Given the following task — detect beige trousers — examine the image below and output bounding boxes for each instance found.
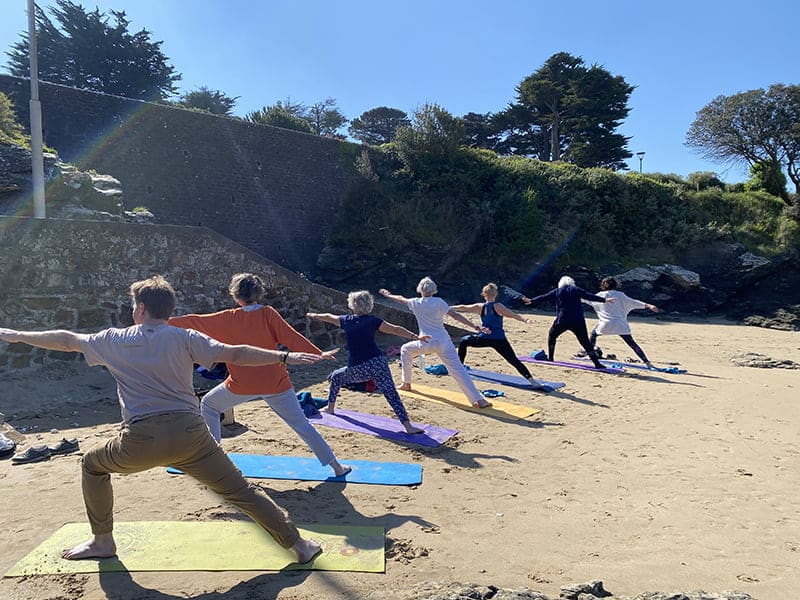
[80,411,300,548]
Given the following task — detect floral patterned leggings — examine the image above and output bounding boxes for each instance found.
[327,354,410,422]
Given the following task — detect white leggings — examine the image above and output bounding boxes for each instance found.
[200,384,336,467]
[400,338,484,405]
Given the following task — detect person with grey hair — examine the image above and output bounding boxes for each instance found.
[522,276,614,368]
[307,290,429,434]
[169,273,351,477]
[379,277,493,409]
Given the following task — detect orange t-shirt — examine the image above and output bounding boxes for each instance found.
[169,306,321,395]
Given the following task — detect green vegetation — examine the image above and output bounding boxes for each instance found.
[330,108,799,284]
[0,92,29,147]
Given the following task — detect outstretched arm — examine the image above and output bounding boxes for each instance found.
[0,328,87,352]
[216,344,337,366]
[378,321,431,343]
[446,309,490,335]
[494,303,534,324]
[306,312,341,326]
[378,288,410,306]
[448,302,483,313]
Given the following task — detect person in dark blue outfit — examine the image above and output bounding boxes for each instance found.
[450,283,537,383]
[523,276,614,368]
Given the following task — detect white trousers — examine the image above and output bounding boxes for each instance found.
[400,338,484,405]
[200,384,336,466]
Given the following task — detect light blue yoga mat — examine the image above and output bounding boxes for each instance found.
[575,357,686,374]
[466,368,565,392]
[518,355,625,375]
[168,453,422,486]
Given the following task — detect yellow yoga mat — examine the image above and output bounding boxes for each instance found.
[5,521,384,576]
[398,383,539,420]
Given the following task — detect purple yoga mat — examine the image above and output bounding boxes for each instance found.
[308,408,458,447]
[517,355,624,375]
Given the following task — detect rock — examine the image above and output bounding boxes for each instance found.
[560,580,611,599]
[730,352,799,369]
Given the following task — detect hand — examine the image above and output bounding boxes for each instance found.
[285,352,325,365]
[522,297,532,305]
[524,318,534,324]
[605,297,617,304]
[0,328,19,342]
[321,348,340,360]
[477,326,491,335]
[418,335,432,343]
[649,304,660,313]
[378,288,390,296]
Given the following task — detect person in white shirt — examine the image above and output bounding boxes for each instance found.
[582,276,660,367]
[379,277,492,409]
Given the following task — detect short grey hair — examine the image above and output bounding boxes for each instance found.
[347,290,374,315]
[416,276,437,296]
[558,276,576,288]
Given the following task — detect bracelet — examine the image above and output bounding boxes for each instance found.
[280,351,289,363]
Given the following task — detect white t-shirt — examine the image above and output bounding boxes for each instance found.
[584,290,647,336]
[407,296,451,340]
[78,323,223,424]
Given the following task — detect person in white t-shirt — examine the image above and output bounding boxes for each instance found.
[379,277,492,409]
[582,276,659,367]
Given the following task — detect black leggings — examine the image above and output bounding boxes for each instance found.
[548,321,601,366]
[458,335,532,379]
[589,330,650,363]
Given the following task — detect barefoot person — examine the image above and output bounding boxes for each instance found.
[379,277,493,409]
[169,273,350,477]
[0,276,328,564]
[450,283,538,383]
[522,276,614,369]
[582,276,660,367]
[308,291,430,434]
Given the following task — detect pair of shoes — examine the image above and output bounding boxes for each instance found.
[0,432,16,459]
[49,438,79,455]
[12,445,51,464]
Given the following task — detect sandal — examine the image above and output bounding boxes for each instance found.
[12,445,51,464]
[48,438,80,456]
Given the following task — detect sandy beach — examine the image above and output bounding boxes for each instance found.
[0,312,798,599]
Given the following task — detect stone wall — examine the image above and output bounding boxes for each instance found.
[0,75,354,277]
[0,216,423,370]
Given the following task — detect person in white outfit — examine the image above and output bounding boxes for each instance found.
[379,277,493,409]
[582,276,660,367]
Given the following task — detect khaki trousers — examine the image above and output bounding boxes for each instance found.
[80,411,300,548]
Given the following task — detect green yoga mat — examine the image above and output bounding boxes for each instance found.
[5,521,384,576]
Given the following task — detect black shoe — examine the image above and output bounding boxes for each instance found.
[0,433,16,459]
[48,438,79,456]
[12,445,51,464]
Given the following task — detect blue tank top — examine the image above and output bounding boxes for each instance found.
[480,302,505,340]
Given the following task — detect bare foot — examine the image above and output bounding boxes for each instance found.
[402,422,425,434]
[323,404,336,415]
[471,400,493,409]
[330,460,352,477]
[292,538,322,564]
[399,383,412,391]
[61,534,116,560]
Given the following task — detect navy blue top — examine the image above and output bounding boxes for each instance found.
[528,285,605,324]
[339,314,384,367]
[479,302,505,340]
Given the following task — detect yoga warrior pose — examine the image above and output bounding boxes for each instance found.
[582,276,660,367]
[0,276,329,564]
[523,276,614,368]
[307,290,430,434]
[450,283,538,383]
[169,273,350,477]
[380,277,493,409]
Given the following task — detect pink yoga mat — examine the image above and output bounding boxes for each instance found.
[308,408,458,447]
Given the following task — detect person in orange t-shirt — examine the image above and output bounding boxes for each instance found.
[170,273,350,477]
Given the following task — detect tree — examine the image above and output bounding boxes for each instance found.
[393,103,465,172]
[348,107,410,145]
[745,160,787,198]
[177,86,238,116]
[0,92,28,146]
[306,98,347,137]
[495,52,634,169]
[6,0,180,101]
[461,112,500,150]
[244,101,313,133]
[686,84,800,203]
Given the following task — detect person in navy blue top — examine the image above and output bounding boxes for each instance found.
[523,276,614,368]
[450,283,537,382]
[307,290,430,434]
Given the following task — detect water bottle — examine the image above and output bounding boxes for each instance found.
[418,354,426,369]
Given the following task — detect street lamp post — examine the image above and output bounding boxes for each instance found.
[28,0,46,218]
[636,151,646,173]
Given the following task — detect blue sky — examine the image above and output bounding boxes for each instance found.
[1,0,797,182]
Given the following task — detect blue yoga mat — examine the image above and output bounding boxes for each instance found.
[518,355,625,375]
[168,454,422,486]
[466,368,565,392]
[571,356,686,373]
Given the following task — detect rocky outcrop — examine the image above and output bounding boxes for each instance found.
[0,142,58,211]
[730,352,799,369]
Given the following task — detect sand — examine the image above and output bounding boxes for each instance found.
[0,313,798,599]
